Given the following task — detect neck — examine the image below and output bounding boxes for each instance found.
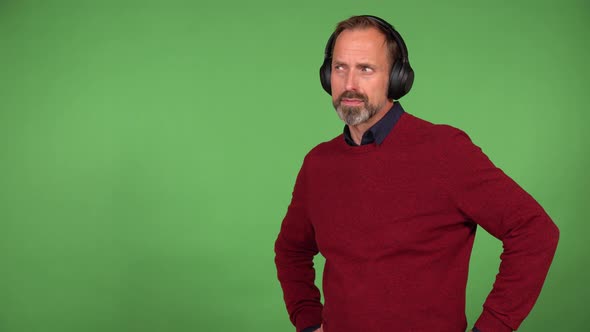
[348,100,394,145]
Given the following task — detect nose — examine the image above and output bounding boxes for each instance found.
[345,70,359,91]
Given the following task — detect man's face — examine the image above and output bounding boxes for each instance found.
[331,27,391,126]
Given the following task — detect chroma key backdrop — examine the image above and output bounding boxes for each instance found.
[0,0,588,331]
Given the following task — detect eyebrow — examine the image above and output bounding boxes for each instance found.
[333,61,377,69]
[356,62,375,68]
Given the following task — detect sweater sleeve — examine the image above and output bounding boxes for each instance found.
[274,159,323,331]
[441,130,559,331]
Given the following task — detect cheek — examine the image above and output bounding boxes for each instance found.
[330,75,344,89]
[372,76,390,98]
[330,79,345,97]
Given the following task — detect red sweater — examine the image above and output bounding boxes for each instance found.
[274,112,559,332]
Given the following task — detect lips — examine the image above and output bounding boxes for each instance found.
[341,98,364,106]
[338,90,368,107]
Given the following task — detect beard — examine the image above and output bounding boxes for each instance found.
[333,91,385,126]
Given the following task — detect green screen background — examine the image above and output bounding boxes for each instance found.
[1,0,588,331]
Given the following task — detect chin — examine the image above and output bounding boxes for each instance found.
[337,108,371,126]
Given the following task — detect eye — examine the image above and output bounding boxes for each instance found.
[361,66,374,73]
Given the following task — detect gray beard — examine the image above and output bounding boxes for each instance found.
[335,101,384,126]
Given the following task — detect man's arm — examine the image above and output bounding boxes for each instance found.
[275,160,323,331]
[441,130,559,331]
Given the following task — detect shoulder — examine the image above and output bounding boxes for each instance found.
[399,112,472,147]
[293,135,344,176]
[304,134,344,160]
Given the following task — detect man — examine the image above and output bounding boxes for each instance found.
[274,15,559,332]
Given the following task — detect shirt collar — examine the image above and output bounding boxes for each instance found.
[343,102,405,146]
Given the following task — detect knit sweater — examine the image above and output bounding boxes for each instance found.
[274,111,559,332]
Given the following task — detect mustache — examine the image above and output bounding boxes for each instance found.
[337,91,368,104]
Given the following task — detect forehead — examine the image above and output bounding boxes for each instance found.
[332,27,389,63]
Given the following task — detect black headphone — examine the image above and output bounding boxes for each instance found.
[319,15,414,100]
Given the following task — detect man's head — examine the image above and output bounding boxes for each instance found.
[331,16,400,70]
[320,15,413,127]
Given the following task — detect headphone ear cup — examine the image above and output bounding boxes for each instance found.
[319,58,332,95]
[402,64,415,98]
[388,61,414,100]
[388,60,403,100]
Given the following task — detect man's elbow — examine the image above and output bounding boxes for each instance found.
[547,219,560,252]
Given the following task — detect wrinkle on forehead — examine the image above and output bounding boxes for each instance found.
[332,27,390,69]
